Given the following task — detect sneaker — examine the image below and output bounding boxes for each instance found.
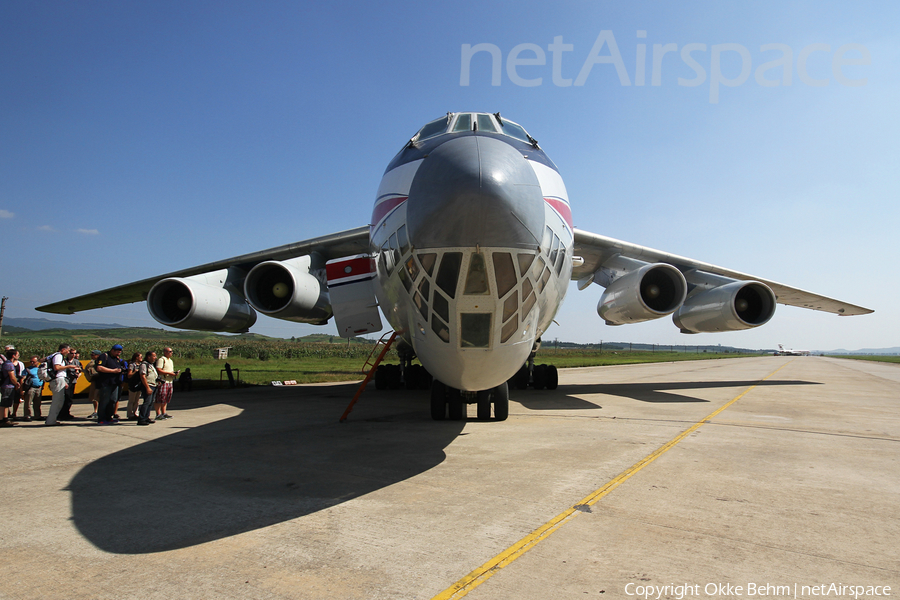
[87,412,98,420]
[137,419,150,426]
[0,420,16,427]
[23,416,33,422]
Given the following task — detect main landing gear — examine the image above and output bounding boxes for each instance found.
[373,341,433,391]
[430,380,509,422]
[507,338,558,391]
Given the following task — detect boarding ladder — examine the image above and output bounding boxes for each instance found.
[339,331,397,423]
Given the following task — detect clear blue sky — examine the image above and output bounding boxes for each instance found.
[2,1,897,350]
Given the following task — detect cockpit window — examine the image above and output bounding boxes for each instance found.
[497,118,531,143]
[476,114,498,133]
[464,253,490,295]
[416,116,449,141]
[452,113,472,132]
[436,252,462,299]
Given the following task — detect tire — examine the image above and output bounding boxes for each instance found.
[546,365,559,390]
[447,388,464,421]
[374,365,387,390]
[405,365,419,390]
[476,390,492,421]
[430,380,447,420]
[514,365,529,390]
[533,364,547,390]
[388,364,402,389]
[493,382,509,421]
[419,368,433,390]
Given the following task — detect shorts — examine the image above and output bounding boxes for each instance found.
[156,382,173,404]
[0,387,14,408]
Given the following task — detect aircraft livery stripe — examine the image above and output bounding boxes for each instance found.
[326,256,376,283]
[371,195,407,227]
[544,197,573,228]
[430,361,795,600]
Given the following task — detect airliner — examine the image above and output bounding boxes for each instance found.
[37,112,872,421]
[774,344,811,356]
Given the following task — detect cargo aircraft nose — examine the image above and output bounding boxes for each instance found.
[406,135,545,251]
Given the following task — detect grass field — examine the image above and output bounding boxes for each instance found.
[0,328,764,386]
[827,355,900,364]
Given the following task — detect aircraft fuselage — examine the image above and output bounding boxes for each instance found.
[369,113,573,391]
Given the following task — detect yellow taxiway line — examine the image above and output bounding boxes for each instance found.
[432,361,793,600]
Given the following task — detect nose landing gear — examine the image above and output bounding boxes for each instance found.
[431,381,509,421]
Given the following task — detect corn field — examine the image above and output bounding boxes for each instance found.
[2,337,394,363]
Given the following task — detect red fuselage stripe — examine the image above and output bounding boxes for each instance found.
[371,196,408,227]
[545,198,573,228]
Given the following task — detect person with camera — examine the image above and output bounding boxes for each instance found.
[16,356,44,421]
[94,344,125,425]
[154,347,179,420]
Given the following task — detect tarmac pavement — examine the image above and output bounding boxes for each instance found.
[1,356,897,599]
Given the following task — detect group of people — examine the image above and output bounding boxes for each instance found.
[1,343,182,428]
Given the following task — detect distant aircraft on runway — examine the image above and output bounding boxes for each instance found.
[774,344,812,356]
[37,112,871,420]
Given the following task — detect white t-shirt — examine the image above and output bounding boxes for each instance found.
[50,353,66,379]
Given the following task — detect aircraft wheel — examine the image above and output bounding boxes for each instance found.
[430,380,447,420]
[546,365,559,390]
[419,368,433,390]
[447,388,464,421]
[405,365,420,390]
[533,364,547,390]
[493,382,509,421]
[476,390,492,421]
[514,366,529,389]
[389,364,403,389]
[374,365,387,390]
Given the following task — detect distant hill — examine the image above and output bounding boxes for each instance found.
[0,324,374,345]
[826,347,900,355]
[4,317,127,331]
[1,325,274,341]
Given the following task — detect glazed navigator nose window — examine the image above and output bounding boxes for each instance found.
[460,313,491,348]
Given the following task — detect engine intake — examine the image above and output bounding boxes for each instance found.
[673,281,776,333]
[244,256,332,324]
[598,263,687,325]
[147,270,257,333]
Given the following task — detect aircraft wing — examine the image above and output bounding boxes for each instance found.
[572,228,873,316]
[37,226,371,315]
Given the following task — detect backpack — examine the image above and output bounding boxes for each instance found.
[83,361,95,382]
[38,354,57,382]
[127,370,143,392]
[0,360,10,387]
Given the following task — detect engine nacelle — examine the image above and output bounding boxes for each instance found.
[147,270,257,333]
[598,263,687,325]
[673,281,776,333]
[243,255,332,324]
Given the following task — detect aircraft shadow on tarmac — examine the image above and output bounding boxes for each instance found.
[516,379,821,409]
[67,384,463,554]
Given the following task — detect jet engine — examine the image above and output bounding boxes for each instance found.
[673,281,776,333]
[243,255,332,324]
[147,270,257,333]
[598,263,688,325]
